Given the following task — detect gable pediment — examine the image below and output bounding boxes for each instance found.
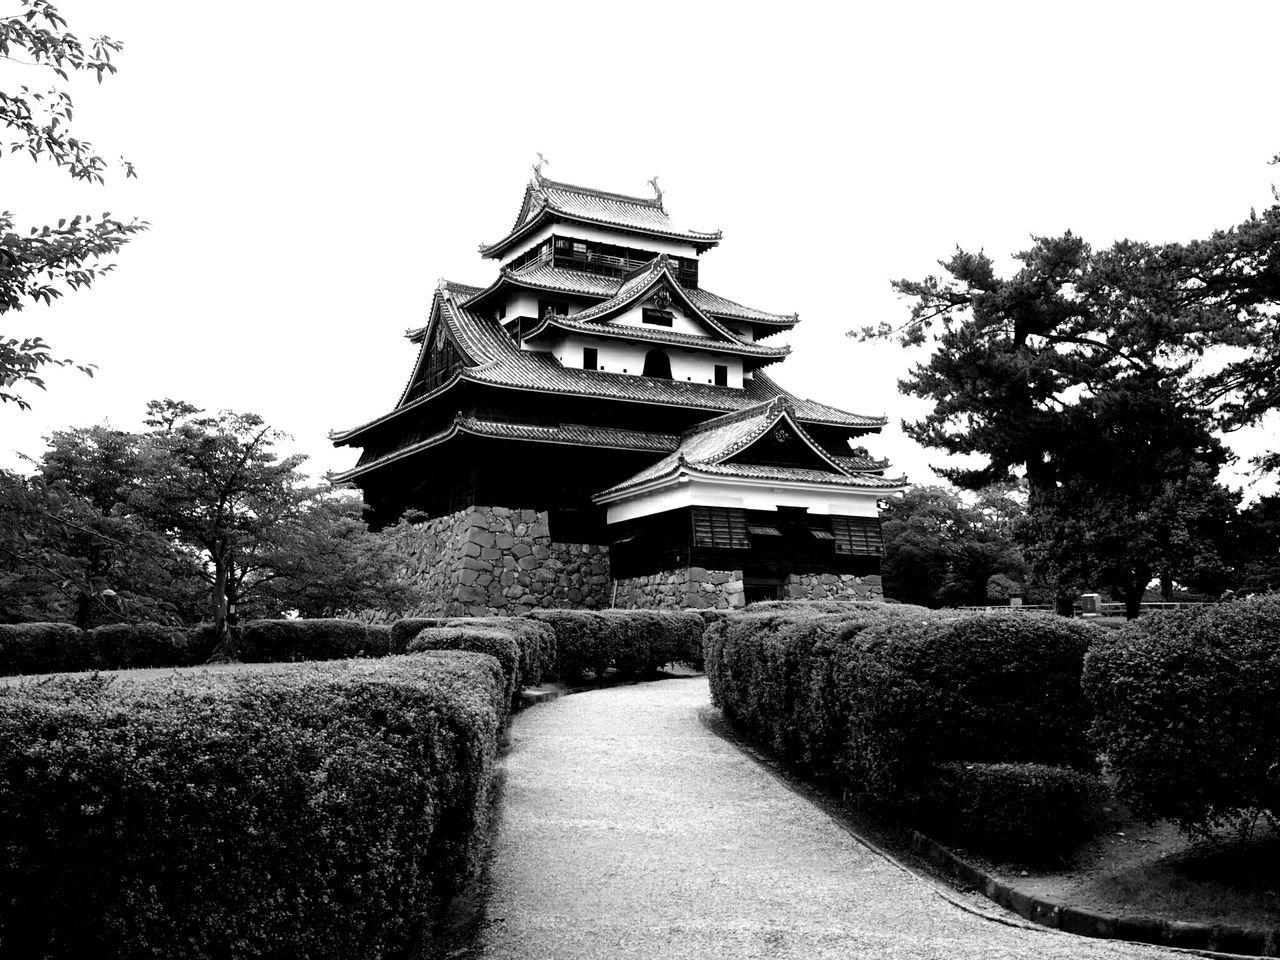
[724,416,841,473]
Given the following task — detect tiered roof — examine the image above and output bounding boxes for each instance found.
[332,282,886,446]
[480,176,722,259]
[518,255,788,362]
[595,397,904,501]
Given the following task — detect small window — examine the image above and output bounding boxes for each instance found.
[830,516,885,556]
[714,364,728,387]
[642,350,672,379]
[642,308,674,327]
[693,507,751,549]
[583,347,598,371]
[539,299,569,318]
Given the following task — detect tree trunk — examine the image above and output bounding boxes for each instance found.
[1054,590,1075,617]
[206,551,241,662]
[74,592,93,630]
[1160,575,1173,602]
[1124,582,1144,620]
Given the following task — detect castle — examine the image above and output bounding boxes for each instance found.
[331,166,904,613]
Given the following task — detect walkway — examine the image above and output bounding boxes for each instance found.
[472,677,1182,960]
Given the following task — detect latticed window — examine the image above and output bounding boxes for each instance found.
[830,516,884,556]
[692,506,750,549]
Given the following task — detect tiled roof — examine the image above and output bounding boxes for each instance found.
[481,177,722,259]
[473,262,798,329]
[595,396,904,500]
[519,256,787,361]
[332,413,680,482]
[331,286,885,445]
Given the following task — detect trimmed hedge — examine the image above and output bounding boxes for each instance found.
[238,618,392,662]
[705,606,1097,821]
[1084,595,1280,838]
[409,626,523,707]
[0,651,505,958]
[0,623,98,675]
[919,762,1106,859]
[527,609,705,681]
[390,617,555,687]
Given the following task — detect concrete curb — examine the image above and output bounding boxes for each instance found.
[902,828,1280,957]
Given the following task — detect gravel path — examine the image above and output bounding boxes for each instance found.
[474,677,1181,960]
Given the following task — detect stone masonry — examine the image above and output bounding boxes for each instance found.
[785,571,882,600]
[388,506,610,617]
[613,567,746,610]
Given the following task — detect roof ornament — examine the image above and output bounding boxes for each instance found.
[532,152,549,182]
[652,287,672,312]
[648,175,664,209]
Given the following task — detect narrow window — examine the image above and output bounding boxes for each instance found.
[714,364,728,386]
[642,308,674,327]
[583,347,598,370]
[642,350,672,379]
[497,303,507,321]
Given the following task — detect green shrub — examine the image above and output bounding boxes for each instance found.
[0,623,93,675]
[1083,595,1280,838]
[391,617,555,686]
[239,619,388,662]
[919,762,1106,860]
[705,607,1096,816]
[0,652,504,958]
[86,623,190,670]
[409,626,522,706]
[527,610,705,681]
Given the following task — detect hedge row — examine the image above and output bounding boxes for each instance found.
[1084,594,1280,838]
[705,604,1102,856]
[391,616,555,687]
[409,626,523,707]
[0,651,505,958]
[0,620,394,676]
[527,609,705,682]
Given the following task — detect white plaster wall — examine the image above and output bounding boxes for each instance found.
[546,334,743,386]
[603,476,885,524]
[610,301,704,337]
[499,223,699,267]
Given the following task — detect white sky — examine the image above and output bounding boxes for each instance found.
[4,1,1279,502]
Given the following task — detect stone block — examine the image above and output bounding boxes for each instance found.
[711,571,731,585]
[688,567,710,583]
[470,530,495,549]
[461,556,489,572]
[466,511,489,531]
[500,570,517,587]
[512,542,532,559]
[520,509,537,522]
[517,555,539,570]
[461,541,482,559]
[480,547,501,561]
[456,585,484,604]
[532,544,551,560]
[530,522,550,538]
[458,568,478,586]
[495,533,515,550]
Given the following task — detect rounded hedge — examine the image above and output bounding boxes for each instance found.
[409,626,523,706]
[1083,595,1280,838]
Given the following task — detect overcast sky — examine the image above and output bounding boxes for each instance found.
[4,1,1279,501]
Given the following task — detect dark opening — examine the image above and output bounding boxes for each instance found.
[497,303,507,320]
[539,299,569,318]
[643,308,674,327]
[642,349,673,379]
[714,364,728,386]
[583,347,598,371]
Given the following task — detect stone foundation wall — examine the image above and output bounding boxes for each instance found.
[388,506,610,617]
[614,567,745,610]
[785,571,883,601]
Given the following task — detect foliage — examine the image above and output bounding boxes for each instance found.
[1083,595,1280,839]
[236,619,391,663]
[865,233,1240,612]
[0,652,505,957]
[0,621,89,674]
[919,762,1106,860]
[527,609,704,682]
[880,485,1029,607]
[390,616,555,686]
[1233,495,1280,595]
[409,626,522,707]
[705,606,1096,814]
[2,1,146,408]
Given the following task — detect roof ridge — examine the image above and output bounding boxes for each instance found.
[537,176,664,209]
[682,395,791,439]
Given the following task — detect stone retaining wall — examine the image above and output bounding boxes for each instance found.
[785,571,883,600]
[614,567,745,610]
[387,506,610,617]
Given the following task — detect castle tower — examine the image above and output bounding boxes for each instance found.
[331,170,905,613]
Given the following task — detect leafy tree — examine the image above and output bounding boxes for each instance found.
[2,1,145,408]
[866,233,1236,614]
[129,401,309,659]
[1234,495,1280,595]
[881,485,1029,608]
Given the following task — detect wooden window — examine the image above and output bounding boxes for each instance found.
[539,299,569,318]
[642,308,674,327]
[642,350,672,379]
[830,516,885,556]
[692,506,750,549]
[583,347,598,370]
[714,364,728,386]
